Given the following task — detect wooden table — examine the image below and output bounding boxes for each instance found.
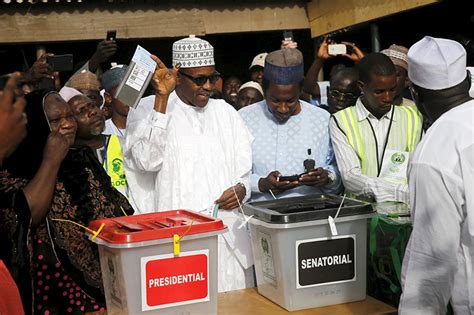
[218,288,397,315]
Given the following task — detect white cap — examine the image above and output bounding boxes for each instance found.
[172,35,214,68]
[238,81,264,96]
[249,52,268,70]
[59,86,82,103]
[408,36,467,90]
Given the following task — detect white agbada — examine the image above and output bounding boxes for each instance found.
[123,91,254,292]
[399,100,474,314]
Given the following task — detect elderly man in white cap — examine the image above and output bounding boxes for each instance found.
[240,48,342,201]
[399,36,474,314]
[235,81,264,110]
[124,35,254,292]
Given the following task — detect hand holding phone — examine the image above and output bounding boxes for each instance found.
[281,30,298,49]
[340,41,364,62]
[259,170,299,194]
[298,168,329,187]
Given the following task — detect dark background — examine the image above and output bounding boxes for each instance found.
[0,0,472,83]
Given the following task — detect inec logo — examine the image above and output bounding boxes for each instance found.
[391,152,405,164]
[112,158,126,179]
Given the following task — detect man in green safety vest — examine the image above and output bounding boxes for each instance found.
[330,53,423,204]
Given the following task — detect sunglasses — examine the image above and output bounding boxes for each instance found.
[179,70,220,86]
[328,89,358,100]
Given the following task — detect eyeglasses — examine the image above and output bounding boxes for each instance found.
[179,70,220,86]
[328,89,358,100]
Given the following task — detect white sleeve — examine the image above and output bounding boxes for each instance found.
[329,117,409,203]
[123,108,169,172]
[399,163,463,314]
[231,114,253,203]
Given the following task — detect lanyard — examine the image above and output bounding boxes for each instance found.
[102,135,111,174]
[366,107,395,176]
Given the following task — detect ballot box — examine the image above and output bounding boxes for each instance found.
[88,210,227,315]
[244,194,374,311]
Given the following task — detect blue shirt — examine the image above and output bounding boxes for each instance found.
[239,100,342,201]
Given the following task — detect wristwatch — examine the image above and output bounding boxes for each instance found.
[327,171,337,185]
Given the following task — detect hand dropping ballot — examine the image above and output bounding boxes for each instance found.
[115,45,157,108]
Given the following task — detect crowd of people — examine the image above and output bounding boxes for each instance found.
[0,31,472,315]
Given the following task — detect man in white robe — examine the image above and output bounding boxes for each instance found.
[399,36,474,314]
[123,35,254,292]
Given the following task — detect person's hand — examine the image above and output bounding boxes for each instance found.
[150,55,179,96]
[281,40,298,49]
[298,168,329,187]
[25,53,54,84]
[258,171,299,195]
[317,36,333,60]
[0,72,27,163]
[89,40,117,72]
[341,42,365,62]
[43,131,71,166]
[215,183,246,210]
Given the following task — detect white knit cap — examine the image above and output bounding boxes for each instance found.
[249,52,268,69]
[59,86,82,103]
[238,81,264,96]
[172,35,214,68]
[408,36,467,90]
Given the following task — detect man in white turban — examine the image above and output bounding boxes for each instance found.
[399,36,474,314]
[124,36,254,292]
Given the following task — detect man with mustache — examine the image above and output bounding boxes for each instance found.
[239,48,341,201]
[124,35,253,292]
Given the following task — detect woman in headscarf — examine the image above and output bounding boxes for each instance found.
[0,90,133,314]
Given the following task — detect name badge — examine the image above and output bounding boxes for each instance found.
[379,150,409,184]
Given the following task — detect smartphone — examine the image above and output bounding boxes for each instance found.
[346,45,354,55]
[106,30,117,41]
[283,30,293,42]
[278,174,299,182]
[328,44,347,55]
[277,171,310,182]
[48,54,74,72]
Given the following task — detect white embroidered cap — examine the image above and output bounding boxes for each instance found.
[172,35,215,68]
[408,36,467,90]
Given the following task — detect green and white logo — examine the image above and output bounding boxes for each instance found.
[391,152,405,164]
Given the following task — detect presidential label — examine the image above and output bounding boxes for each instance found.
[141,250,209,311]
[296,235,356,288]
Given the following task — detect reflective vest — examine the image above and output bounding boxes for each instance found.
[332,105,422,178]
[103,135,128,197]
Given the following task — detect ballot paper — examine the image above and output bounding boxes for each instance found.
[115,45,157,108]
